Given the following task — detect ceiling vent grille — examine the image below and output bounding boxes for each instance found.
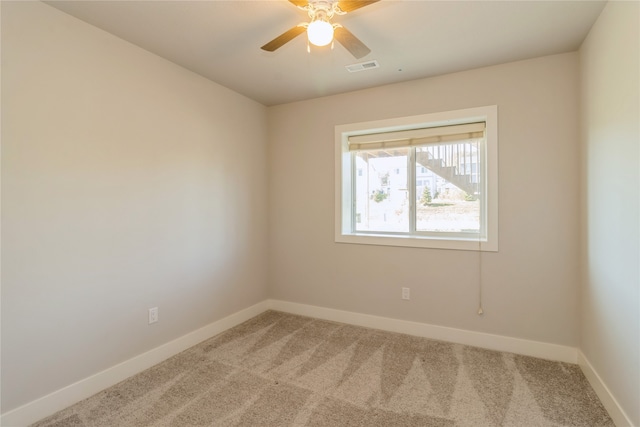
[345,60,380,73]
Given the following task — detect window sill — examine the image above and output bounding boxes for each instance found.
[335,233,498,252]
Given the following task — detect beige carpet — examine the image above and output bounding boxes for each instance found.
[32,311,613,426]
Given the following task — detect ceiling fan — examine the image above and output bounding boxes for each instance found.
[261,0,379,59]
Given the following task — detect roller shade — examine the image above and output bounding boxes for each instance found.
[348,122,485,152]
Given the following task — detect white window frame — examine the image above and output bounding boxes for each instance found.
[335,105,498,252]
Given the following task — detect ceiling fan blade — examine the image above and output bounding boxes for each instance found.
[288,0,309,7]
[261,25,307,52]
[337,0,380,13]
[334,26,371,59]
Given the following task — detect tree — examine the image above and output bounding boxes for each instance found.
[372,189,388,203]
[420,186,432,206]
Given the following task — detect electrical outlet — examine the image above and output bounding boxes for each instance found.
[148,307,158,324]
[402,287,410,300]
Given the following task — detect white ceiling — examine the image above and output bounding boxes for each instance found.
[46,0,606,106]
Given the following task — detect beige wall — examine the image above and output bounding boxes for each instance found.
[268,53,581,346]
[1,2,268,412]
[579,2,640,425]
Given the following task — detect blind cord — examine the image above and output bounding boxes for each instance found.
[477,236,484,315]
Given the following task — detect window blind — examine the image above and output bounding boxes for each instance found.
[348,122,485,152]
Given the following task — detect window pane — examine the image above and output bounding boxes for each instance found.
[354,148,410,232]
[415,141,481,233]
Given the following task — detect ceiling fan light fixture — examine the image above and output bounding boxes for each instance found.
[261,0,378,57]
[307,19,334,47]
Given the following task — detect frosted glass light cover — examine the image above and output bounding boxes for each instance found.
[307,20,333,47]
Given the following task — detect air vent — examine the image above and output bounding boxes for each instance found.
[345,60,380,73]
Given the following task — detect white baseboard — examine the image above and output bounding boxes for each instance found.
[267,299,578,363]
[0,300,270,427]
[578,351,635,427]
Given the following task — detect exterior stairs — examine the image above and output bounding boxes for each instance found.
[415,144,479,197]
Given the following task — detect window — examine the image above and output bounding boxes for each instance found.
[335,106,498,251]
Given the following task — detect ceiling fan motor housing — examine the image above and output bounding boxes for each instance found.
[304,0,346,20]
